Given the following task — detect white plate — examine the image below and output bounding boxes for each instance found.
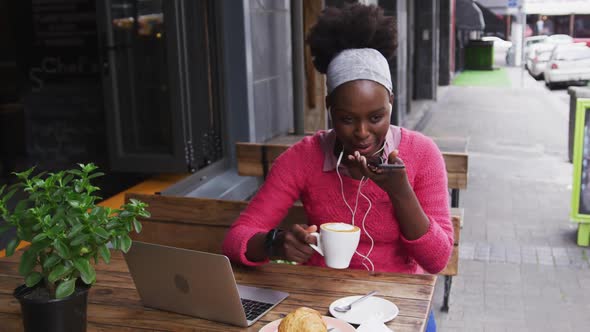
[258,315,356,332]
[329,296,399,325]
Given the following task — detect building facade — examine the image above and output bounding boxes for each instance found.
[0,0,458,201]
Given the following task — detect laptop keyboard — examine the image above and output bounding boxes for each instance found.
[240,298,274,321]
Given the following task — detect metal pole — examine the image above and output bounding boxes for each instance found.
[520,6,525,88]
[291,0,305,135]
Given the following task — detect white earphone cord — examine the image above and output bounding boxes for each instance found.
[336,146,383,272]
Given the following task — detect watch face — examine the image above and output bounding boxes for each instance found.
[265,229,281,256]
[264,229,277,252]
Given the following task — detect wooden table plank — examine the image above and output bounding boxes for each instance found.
[0,251,435,331]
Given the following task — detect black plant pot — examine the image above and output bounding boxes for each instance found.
[13,283,90,332]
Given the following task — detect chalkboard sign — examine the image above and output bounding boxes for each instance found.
[24,0,105,171]
[571,98,590,222]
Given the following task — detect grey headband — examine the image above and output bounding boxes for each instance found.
[326,48,392,95]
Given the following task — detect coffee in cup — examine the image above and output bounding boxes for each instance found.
[309,222,360,269]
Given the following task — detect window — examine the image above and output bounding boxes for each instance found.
[98,0,223,173]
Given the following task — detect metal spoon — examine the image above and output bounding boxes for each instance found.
[333,290,378,313]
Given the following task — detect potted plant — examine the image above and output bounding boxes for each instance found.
[0,163,150,332]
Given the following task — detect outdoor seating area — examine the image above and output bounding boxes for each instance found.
[5,0,590,331]
[236,135,469,312]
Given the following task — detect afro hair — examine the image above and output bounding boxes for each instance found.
[306,3,397,74]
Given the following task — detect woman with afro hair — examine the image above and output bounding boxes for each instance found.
[223,4,451,330]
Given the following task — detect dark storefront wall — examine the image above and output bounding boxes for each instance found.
[8,0,107,172]
[414,0,440,100]
[0,0,153,198]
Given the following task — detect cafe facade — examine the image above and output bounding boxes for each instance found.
[0,0,463,201]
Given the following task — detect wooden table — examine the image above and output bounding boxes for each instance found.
[0,251,436,331]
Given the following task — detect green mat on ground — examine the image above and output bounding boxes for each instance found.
[452,68,511,87]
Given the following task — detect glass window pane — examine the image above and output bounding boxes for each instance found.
[111,0,172,154]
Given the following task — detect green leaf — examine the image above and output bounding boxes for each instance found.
[67,224,84,238]
[120,235,132,253]
[73,257,96,284]
[68,200,81,208]
[14,200,27,214]
[99,244,111,264]
[13,167,35,181]
[48,263,73,283]
[62,174,74,185]
[70,234,89,246]
[111,237,119,250]
[87,172,104,180]
[5,238,20,256]
[25,272,43,288]
[43,254,61,269]
[119,210,132,218]
[90,207,101,216]
[0,224,13,235]
[19,250,38,276]
[1,188,17,203]
[55,278,76,299]
[31,233,47,244]
[94,227,109,239]
[29,239,51,254]
[133,219,142,233]
[81,163,98,173]
[53,239,70,259]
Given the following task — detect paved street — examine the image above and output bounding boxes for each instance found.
[424,67,590,331]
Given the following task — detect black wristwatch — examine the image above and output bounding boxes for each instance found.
[264,228,282,257]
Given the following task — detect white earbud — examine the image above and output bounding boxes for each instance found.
[336,148,343,168]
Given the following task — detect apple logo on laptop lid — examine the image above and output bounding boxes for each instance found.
[174,274,190,294]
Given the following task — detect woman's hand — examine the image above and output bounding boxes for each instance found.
[347,150,411,198]
[276,224,318,263]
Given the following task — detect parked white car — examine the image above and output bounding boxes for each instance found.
[528,46,554,79]
[482,36,513,51]
[507,35,547,67]
[527,34,575,79]
[544,34,574,45]
[544,46,590,88]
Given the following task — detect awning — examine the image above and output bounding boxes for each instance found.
[456,0,486,30]
[525,0,590,15]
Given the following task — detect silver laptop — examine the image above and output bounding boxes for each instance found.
[124,241,289,327]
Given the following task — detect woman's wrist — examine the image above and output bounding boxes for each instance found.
[386,179,413,203]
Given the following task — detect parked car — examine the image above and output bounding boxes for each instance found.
[482,36,513,51]
[574,38,590,47]
[528,46,555,79]
[506,35,547,67]
[527,35,575,78]
[544,34,574,45]
[544,46,590,89]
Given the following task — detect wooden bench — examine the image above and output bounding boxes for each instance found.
[125,193,463,312]
[235,135,468,190]
[125,193,306,253]
[236,134,468,311]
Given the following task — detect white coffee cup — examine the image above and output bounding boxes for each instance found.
[309,222,361,269]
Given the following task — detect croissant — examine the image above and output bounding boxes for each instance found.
[278,307,327,332]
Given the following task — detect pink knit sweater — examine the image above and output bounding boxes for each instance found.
[223,128,453,274]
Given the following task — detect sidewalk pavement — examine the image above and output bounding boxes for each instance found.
[416,67,590,332]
